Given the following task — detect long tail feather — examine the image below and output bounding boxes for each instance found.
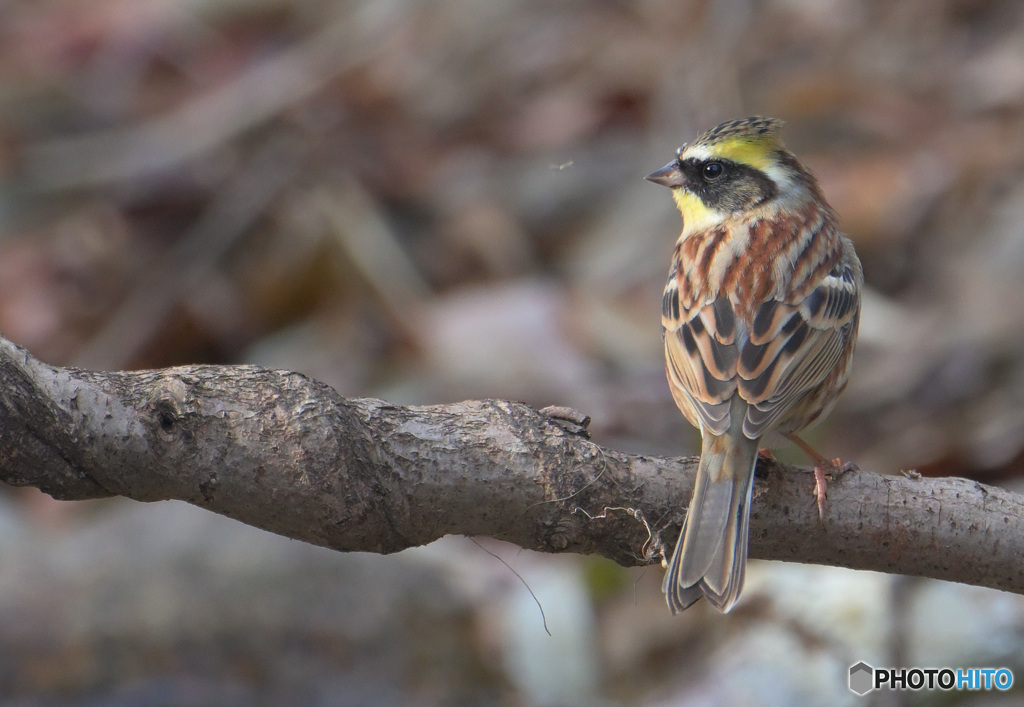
[663,431,759,613]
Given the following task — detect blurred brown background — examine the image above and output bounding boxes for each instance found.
[2,0,1024,704]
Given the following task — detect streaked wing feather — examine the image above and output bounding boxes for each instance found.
[739,256,860,438]
[665,293,740,436]
[743,330,845,435]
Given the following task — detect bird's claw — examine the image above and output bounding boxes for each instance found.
[810,458,855,524]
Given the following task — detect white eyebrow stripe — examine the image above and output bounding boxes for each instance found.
[680,145,714,162]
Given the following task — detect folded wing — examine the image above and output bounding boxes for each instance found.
[663,247,861,437]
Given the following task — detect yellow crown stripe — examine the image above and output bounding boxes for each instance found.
[711,138,776,171]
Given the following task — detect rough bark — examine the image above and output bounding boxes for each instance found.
[1,335,1022,596]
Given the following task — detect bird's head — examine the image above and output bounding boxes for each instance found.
[646,117,816,235]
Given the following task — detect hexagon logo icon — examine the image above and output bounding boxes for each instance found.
[849,662,874,695]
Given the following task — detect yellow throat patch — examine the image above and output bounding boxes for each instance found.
[672,189,724,236]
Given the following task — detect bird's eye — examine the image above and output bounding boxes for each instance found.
[702,162,724,180]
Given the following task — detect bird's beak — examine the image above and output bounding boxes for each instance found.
[644,161,685,188]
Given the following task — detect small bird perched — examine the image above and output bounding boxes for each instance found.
[645,117,863,614]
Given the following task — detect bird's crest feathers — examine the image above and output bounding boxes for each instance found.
[680,116,784,172]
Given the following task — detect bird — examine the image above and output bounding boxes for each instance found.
[645,117,863,614]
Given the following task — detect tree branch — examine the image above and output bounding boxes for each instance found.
[1,335,1022,596]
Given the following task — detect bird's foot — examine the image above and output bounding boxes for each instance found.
[785,433,858,525]
[811,458,858,523]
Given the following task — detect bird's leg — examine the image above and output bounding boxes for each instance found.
[784,434,850,523]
